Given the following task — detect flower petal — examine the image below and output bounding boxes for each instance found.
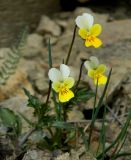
[94,74,107,85]
[97,64,107,74]
[52,81,61,92]
[78,29,89,39]
[63,77,75,89]
[88,69,95,78]
[59,89,74,103]
[82,13,94,29]
[84,56,99,70]
[48,68,62,82]
[84,61,92,70]
[90,24,102,36]
[60,64,70,79]
[85,39,92,47]
[75,13,94,30]
[92,37,102,48]
[90,56,99,67]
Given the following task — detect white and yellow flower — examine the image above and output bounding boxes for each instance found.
[48,64,75,103]
[75,13,102,48]
[84,56,107,85]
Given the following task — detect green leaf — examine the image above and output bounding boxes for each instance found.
[64,130,76,143]
[0,108,22,136]
[18,112,33,126]
[23,88,41,108]
[52,121,75,130]
[0,108,17,126]
[15,115,22,135]
[71,88,95,104]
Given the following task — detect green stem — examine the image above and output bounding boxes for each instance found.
[112,152,131,159]
[65,25,77,65]
[45,80,52,105]
[88,79,98,148]
[46,38,53,105]
[111,133,127,159]
[97,104,106,159]
[97,109,131,159]
[52,91,59,121]
[63,105,67,121]
[18,128,36,147]
[75,59,85,90]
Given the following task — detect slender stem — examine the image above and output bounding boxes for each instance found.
[65,25,77,65]
[45,80,52,105]
[88,79,98,148]
[114,133,127,157]
[63,105,67,121]
[58,102,62,121]
[46,38,53,105]
[97,109,131,159]
[52,91,59,121]
[47,127,54,138]
[97,104,106,158]
[18,128,36,147]
[75,59,85,89]
[92,79,98,117]
[112,152,131,159]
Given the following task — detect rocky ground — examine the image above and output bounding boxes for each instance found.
[0,7,131,160]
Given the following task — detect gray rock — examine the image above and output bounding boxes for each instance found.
[22,33,43,58]
[35,77,48,93]
[36,15,61,36]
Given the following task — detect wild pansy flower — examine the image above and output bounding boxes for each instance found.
[48,64,75,103]
[84,56,107,85]
[75,13,102,48]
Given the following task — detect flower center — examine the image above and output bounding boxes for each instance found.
[59,85,68,95]
[87,35,95,42]
[94,71,102,80]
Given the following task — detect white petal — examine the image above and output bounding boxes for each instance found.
[84,61,92,70]
[83,13,94,29]
[75,15,84,28]
[84,56,99,70]
[75,13,94,30]
[48,68,62,82]
[60,64,70,79]
[90,56,99,67]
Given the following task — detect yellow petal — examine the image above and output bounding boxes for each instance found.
[90,24,102,36]
[52,81,61,92]
[92,37,102,48]
[78,28,89,39]
[63,77,75,89]
[85,39,92,47]
[59,89,74,103]
[88,69,95,78]
[97,64,107,74]
[94,74,107,85]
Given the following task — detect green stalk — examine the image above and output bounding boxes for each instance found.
[75,59,85,90]
[79,127,88,151]
[52,91,59,121]
[96,104,106,159]
[97,109,131,159]
[65,25,77,65]
[46,38,52,104]
[46,80,52,105]
[88,79,98,148]
[113,133,127,157]
[112,152,131,159]
[88,68,112,151]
